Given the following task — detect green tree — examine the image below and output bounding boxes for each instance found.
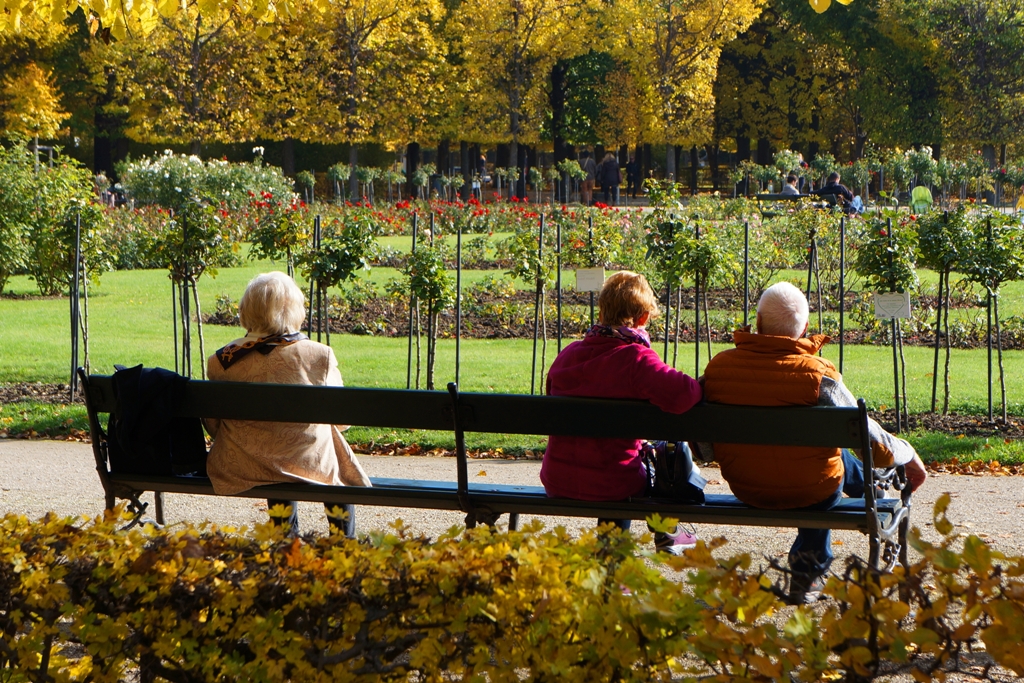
[962,210,1024,421]
[916,207,971,414]
[928,0,1024,162]
[404,243,455,390]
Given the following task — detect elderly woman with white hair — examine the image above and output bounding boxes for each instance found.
[702,281,926,604]
[204,271,370,537]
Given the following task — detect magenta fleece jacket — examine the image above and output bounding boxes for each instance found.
[539,334,703,501]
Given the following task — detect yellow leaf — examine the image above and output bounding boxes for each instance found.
[952,623,976,641]
[933,494,954,536]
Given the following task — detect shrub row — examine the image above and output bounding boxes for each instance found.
[1,497,1022,682]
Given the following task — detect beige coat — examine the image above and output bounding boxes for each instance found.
[204,336,371,495]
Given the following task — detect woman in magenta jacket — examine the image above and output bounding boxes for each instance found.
[540,271,703,553]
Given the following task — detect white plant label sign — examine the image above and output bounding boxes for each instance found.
[576,268,605,293]
[873,291,911,319]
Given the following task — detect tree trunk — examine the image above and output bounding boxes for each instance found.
[539,289,548,392]
[672,284,681,368]
[426,302,436,391]
[550,61,568,199]
[703,286,712,362]
[736,135,751,163]
[943,273,952,414]
[982,144,997,169]
[81,270,90,374]
[996,295,1007,421]
[190,140,202,156]
[93,66,128,179]
[898,320,909,427]
[756,137,771,166]
[666,145,676,181]
[707,144,720,191]
[690,145,699,195]
[282,137,296,176]
[437,139,450,176]
[643,144,652,183]
[414,300,422,389]
[191,278,206,380]
[516,145,528,199]
[348,145,359,200]
[406,142,420,200]
[931,270,943,413]
[460,141,471,201]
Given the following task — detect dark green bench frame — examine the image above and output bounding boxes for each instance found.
[755,192,841,218]
[78,369,912,570]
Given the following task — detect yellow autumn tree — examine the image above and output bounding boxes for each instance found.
[296,0,444,193]
[0,0,842,38]
[612,0,766,177]
[2,62,68,142]
[235,15,338,173]
[361,0,450,153]
[454,0,594,181]
[91,5,258,153]
[592,65,660,149]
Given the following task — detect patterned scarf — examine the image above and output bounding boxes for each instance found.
[584,324,651,348]
[215,332,307,370]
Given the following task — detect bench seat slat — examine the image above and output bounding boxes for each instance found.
[106,473,895,531]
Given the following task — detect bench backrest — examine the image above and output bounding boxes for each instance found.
[82,374,868,449]
[755,193,805,201]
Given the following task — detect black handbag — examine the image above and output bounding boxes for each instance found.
[642,441,707,503]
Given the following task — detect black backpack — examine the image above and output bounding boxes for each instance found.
[642,441,707,503]
[106,365,207,476]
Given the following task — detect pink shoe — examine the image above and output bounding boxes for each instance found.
[655,526,698,555]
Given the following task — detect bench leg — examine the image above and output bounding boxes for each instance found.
[898,514,910,569]
[154,492,165,526]
[508,513,520,531]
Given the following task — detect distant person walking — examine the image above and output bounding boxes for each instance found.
[625,155,639,199]
[580,150,597,206]
[598,153,621,206]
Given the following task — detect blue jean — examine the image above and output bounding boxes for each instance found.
[267,499,356,539]
[788,449,865,576]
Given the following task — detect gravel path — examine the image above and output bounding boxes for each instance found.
[2,439,1021,562]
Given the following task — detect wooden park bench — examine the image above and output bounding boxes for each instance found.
[756,192,842,218]
[79,368,913,571]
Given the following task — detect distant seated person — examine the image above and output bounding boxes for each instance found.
[540,271,704,554]
[702,282,927,603]
[781,174,801,195]
[812,172,855,212]
[204,272,371,537]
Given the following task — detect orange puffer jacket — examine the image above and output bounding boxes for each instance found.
[703,331,843,509]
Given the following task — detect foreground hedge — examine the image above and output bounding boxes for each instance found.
[1,497,1022,682]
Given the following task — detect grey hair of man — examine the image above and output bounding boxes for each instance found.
[756,282,809,339]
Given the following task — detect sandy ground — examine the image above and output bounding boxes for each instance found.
[2,438,1022,561]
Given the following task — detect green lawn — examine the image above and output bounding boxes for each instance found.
[2,258,1022,464]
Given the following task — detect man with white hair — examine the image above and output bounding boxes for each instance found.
[702,282,927,604]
